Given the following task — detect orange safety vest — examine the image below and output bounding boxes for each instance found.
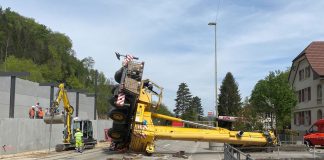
[29,108,35,118]
[38,110,44,118]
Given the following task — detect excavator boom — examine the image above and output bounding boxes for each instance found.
[44,83,74,143]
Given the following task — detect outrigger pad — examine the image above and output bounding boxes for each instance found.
[43,114,65,124]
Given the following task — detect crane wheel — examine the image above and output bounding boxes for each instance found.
[109,109,127,122]
[114,67,123,83]
[108,129,126,141]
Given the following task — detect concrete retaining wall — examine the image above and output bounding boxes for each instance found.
[0,77,10,118]
[67,92,77,117]
[0,118,112,155]
[79,93,95,120]
[0,77,95,120]
[15,78,51,118]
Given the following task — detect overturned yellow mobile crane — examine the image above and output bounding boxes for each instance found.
[108,53,276,154]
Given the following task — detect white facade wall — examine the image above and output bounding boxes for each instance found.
[290,57,324,132]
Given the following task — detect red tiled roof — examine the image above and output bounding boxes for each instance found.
[294,41,324,76]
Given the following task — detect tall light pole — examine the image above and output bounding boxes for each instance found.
[208,22,217,125]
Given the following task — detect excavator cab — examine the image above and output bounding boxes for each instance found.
[71,118,96,149]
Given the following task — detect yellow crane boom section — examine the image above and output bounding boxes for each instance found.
[129,87,276,154]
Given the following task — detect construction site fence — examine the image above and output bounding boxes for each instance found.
[277,133,304,144]
[224,143,254,160]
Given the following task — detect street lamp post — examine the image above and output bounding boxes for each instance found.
[208,22,217,125]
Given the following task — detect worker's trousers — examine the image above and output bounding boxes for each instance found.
[75,140,83,151]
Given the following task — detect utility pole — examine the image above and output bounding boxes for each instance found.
[208,22,217,125]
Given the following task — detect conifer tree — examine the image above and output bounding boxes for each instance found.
[174,83,192,117]
[189,96,203,121]
[218,72,241,116]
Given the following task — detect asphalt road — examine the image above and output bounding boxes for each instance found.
[3,141,324,160]
[1,141,223,160]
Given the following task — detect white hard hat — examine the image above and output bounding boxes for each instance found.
[32,106,36,108]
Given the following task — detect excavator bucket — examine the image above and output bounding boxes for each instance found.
[43,114,65,124]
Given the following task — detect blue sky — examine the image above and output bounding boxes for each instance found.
[1,0,324,115]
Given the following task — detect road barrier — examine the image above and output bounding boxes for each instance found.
[224,143,253,160]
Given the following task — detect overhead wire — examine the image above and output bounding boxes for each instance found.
[215,0,221,22]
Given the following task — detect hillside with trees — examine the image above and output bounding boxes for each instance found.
[0,7,113,118]
[0,7,174,118]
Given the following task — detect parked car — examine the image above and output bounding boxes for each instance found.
[304,119,324,147]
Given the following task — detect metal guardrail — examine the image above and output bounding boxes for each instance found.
[224,143,253,160]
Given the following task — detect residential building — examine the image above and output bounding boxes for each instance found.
[288,41,324,132]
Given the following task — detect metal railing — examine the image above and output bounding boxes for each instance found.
[224,143,253,160]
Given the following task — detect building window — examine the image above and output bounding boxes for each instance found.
[317,85,322,104]
[298,91,301,102]
[294,111,311,126]
[298,112,305,125]
[298,87,312,103]
[299,69,305,81]
[317,109,322,120]
[305,111,311,125]
[308,87,311,101]
[305,88,308,102]
[294,112,299,125]
[305,66,311,78]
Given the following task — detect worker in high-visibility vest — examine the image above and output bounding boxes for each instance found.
[74,128,83,152]
[29,106,35,119]
[37,107,44,119]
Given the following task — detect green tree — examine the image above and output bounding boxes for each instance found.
[250,70,297,130]
[187,96,204,121]
[96,72,113,119]
[233,97,263,131]
[174,83,192,117]
[218,72,242,116]
[153,103,173,125]
[156,103,173,116]
[1,55,45,82]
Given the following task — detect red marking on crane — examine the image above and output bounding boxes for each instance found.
[116,93,125,106]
